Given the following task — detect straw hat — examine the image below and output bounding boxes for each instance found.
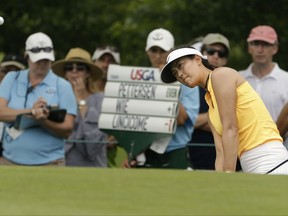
[52,48,103,80]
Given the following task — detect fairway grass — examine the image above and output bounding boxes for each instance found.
[0,166,287,215]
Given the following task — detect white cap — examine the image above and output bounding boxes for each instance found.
[25,32,55,63]
[145,28,174,51]
[92,46,120,64]
[161,47,207,84]
[202,33,230,51]
[190,41,203,51]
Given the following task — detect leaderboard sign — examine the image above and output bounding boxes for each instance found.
[99,64,181,134]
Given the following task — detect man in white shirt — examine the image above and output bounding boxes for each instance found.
[239,25,288,122]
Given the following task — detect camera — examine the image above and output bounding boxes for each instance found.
[46,105,66,123]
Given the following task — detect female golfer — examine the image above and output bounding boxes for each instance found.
[160,46,288,175]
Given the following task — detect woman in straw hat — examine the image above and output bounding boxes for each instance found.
[52,47,109,167]
[160,46,288,175]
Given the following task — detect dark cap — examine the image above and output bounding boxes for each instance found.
[1,54,26,70]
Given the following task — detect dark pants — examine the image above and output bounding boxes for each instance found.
[136,147,189,169]
[189,146,216,170]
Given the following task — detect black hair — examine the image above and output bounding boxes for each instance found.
[202,57,216,70]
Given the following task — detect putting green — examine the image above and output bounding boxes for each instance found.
[0,166,287,215]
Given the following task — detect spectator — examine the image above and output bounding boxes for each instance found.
[0,32,77,166]
[276,103,288,138]
[239,25,288,122]
[92,45,122,167]
[161,46,288,175]
[52,47,110,167]
[92,45,120,92]
[92,45,120,73]
[276,103,288,150]
[189,36,203,52]
[0,53,26,82]
[201,33,229,68]
[145,29,174,69]
[123,28,199,169]
[188,33,240,170]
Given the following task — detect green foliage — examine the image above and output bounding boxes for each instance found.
[0,0,288,70]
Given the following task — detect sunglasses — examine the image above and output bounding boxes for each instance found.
[64,63,88,72]
[26,47,53,53]
[206,47,228,58]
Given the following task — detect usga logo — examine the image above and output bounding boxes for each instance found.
[130,69,156,81]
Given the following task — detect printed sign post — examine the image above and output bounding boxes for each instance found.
[99,64,180,158]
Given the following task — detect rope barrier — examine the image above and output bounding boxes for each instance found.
[187,143,215,147]
[64,139,215,147]
[64,139,117,144]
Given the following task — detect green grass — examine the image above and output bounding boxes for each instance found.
[0,166,287,215]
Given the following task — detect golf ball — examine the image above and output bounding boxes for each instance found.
[0,17,4,25]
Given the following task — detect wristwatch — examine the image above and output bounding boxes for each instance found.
[78,100,86,108]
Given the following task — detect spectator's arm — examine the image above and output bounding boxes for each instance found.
[38,114,75,138]
[276,103,288,138]
[177,103,188,125]
[0,98,32,123]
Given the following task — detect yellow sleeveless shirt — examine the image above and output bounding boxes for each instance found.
[205,74,282,157]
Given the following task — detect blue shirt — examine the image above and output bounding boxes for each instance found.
[0,69,77,165]
[166,84,199,152]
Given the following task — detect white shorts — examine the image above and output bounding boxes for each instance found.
[240,141,288,175]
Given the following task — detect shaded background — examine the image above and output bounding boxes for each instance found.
[0,0,288,70]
